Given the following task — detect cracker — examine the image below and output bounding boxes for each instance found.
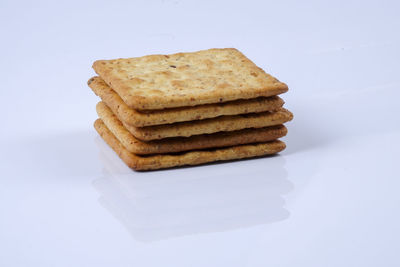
[96,102,293,141]
[88,76,284,127]
[94,119,286,171]
[96,101,287,154]
[92,48,288,110]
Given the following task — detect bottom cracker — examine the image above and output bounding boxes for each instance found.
[94,119,286,171]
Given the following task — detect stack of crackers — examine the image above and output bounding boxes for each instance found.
[89,48,293,171]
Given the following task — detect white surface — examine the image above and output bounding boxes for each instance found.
[1,0,400,266]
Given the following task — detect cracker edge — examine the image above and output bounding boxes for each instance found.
[96,101,288,154]
[126,108,294,141]
[88,76,285,127]
[94,119,286,171]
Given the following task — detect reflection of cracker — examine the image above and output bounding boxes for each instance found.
[94,119,286,171]
[92,48,288,110]
[88,76,284,127]
[96,102,293,141]
[96,102,287,154]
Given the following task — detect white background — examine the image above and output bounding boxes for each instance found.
[1,0,400,266]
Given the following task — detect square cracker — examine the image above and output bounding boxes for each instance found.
[95,101,287,154]
[96,102,293,141]
[92,48,288,110]
[88,76,284,127]
[94,119,286,171]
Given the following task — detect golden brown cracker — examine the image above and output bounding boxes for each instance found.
[94,119,286,171]
[105,103,294,141]
[92,48,288,110]
[88,76,284,127]
[96,102,288,154]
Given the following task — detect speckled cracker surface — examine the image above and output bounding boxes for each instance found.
[96,102,293,141]
[94,119,286,171]
[88,76,284,127]
[92,48,288,110]
[96,102,287,154]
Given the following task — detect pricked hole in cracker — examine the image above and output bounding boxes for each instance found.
[169,65,176,68]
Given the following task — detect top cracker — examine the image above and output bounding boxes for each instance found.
[92,48,288,110]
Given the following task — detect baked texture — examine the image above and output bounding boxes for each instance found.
[96,102,293,141]
[88,76,284,127]
[94,119,286,171]
[92,48,288,110]
[96,102,287,154]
